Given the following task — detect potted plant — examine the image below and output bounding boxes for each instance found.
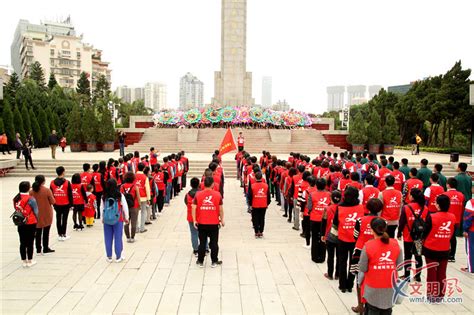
[98,107,116,152]
[367,109,382,154]
[66,105,83,152]
[82,105,99,152]
[382,111,399,155]
[347,112,367,153]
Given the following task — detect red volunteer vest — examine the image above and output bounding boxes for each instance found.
[404,178,423,203]
[292,174,303,199]
[107,167,117,181]
[92,173,103,193]
[51,180,70,206]
[381,188,402,221]
[135,173,148,198]
[186,192,194,222]
[309,190,331,221]
[14,194,37,225]
[391,170,405,191]
[153,171,166,191]
[363,238,400,289]
[71,183,85,205]
[195,190,222,225]
[427,185,445,213]
[402,203,427,242]
[355,215,378,249]
[325,204,337,237]
[150,153,157,165]
[83,194,96,217]
[338,205,364,242]
[251,182,269,208]
[121,183,139,209]
[81,172,93,187]
[377,167,391,191]
[339,178,352,192]
[423,212,456,251]
[361,186,380,214]
[443,190,465,224]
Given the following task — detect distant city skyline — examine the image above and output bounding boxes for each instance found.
[1,1,472,113]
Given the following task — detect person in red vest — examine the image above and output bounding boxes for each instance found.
[424,173,445,213]
[83,184,97,227]
[248,172,271,238]
[443,178,465,262]
[149,147,160,168]
[350,198,383,314]
[463,199,474,273]
[333,186,364,293]
[327,165,343,192]
[299,174,315,246]
[307,178,331,262]
[135,163,151,233]
[375,159,391,191]
[235,149,244,180]
[92,163,105,220]
[131,151,140,173]
[71,173,87,231]
[359,218,403,314]
[152,164,168,216]
[317,161,330,179]
[120,172,140,243]
[180,151,189,189]
[378,175,403,238]
[81,163,93,188]
[391,162,405,192]
[422,194,456,302]
[360,174,380,215]
[13,181,39,267]
[348,172,363,191]
[403,168,424,204]
[106,158,118,182]
[162,157,173,205]
[50,166,73,241]
[185,178,208,256]
[322,190,342,280]
[289,164,305,231]
[192,176,225,268]
[397,188,426,282]
[237,132,244,151]
[338,169,351,192]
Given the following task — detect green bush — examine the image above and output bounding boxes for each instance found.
[66,105,83,143]
[97,107,115,143]
[348,112,367,144]
[394,145,470,154]
[82,105,99,143]
[382,111,399,144]
[367,109,382,144]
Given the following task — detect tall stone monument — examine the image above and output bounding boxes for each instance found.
[212,0,254,107]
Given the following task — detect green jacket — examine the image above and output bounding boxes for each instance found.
[399,165,410,179]
[454,172,472,204]
[417,166,432,190]
[436,172,447,191]
[361,158,368,165]
[387,163,393,171]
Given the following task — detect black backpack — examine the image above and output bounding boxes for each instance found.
[408,205,425,241]
[123,186,135,209]
[11,209,27,226]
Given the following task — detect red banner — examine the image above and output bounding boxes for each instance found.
[218,128,237,156]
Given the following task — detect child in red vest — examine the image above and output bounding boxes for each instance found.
[84,185,97,227]
[71,173,87,231]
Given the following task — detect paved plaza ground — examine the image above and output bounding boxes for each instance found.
[1,150,473,314]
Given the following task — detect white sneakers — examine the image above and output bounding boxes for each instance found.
[116,256,125,263]
[106,257,113,263]
[302,244,311,249]
[22,260,37,268]
[58,235,71,241]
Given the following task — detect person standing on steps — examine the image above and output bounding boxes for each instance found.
[118,131,126,157]
[22,138,35,170]
[248,171,271,238]
[192,176,224,268]
[48,130,59,159]
[50,166,73,241]
[14,133,22,159]
[0,132,11,155]
[31,175,55,255]
[237,132,245,151]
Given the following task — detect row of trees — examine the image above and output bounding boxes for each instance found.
[1,61,152,149]
[347,61,472,149]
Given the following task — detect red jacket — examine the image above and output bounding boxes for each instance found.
[194,190,222,225]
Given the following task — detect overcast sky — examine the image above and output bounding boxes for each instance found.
[1,0,473,113]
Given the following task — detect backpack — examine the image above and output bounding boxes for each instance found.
[367,162,377,176]
[408,205,425,241]
[103,197,121,225]
[11,209,27,226]
[123,186,135,209]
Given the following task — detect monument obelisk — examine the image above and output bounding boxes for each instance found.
[212,0,254,107]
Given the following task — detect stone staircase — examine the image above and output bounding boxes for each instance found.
[126,128,342,155]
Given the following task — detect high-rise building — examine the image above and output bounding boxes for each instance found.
[213,0,254,107]
[0,65,12,100]
[261,76,272,107]
[272,100,290,111]
[368,85,383,99]
[347,85,366,106]
[326,86,345,112]
[10,18,111,89]
[115,85,145,103]
[179,72,204,110]
[145,82,167,112]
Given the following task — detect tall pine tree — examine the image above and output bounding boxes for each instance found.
[48,73,58,90]
[37,107,50,146]
[13,106,26,139]
[29,108,42,147]
[29,61,46,89]
[2,99,15,143]
[0,118,4,134]
[21,105,32,136]
[92,74,110,104]
[76,72,91,105]
[4,72,20,99]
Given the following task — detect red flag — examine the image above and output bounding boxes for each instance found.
[218,128,237,156]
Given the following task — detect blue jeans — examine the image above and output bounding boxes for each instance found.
[119,143,125,156]
[165,183,172,204]
[188,222,208,252]
[104,221,124,259]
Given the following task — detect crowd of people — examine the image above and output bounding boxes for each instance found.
[10,138,474,313]
[235,147,473,312]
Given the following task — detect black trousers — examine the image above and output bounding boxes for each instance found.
[94,192,102,219]
[285,200,293,221]
[252,208,267,234]
[173,178,179,196]
[24,154,34,169]
[35,225,51,252]
[182,173,187,189]
[338,240,355,290]
[72,204,84,226]
[1,144,11,154]
[326,241,339,278]
[311,221,326,262]
[274,185,281,204]
[18,224,36,260]
[54,205,70,236]
[16,149,21,159]
[302,216,311,245]
[403,242,423,280]
[387,225,398,238]
[449,224,459,260]
[154,190,164,213]
[365,303,392,315]
[198,224,219,263]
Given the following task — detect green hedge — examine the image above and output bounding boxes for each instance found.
[395,145,470,154]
